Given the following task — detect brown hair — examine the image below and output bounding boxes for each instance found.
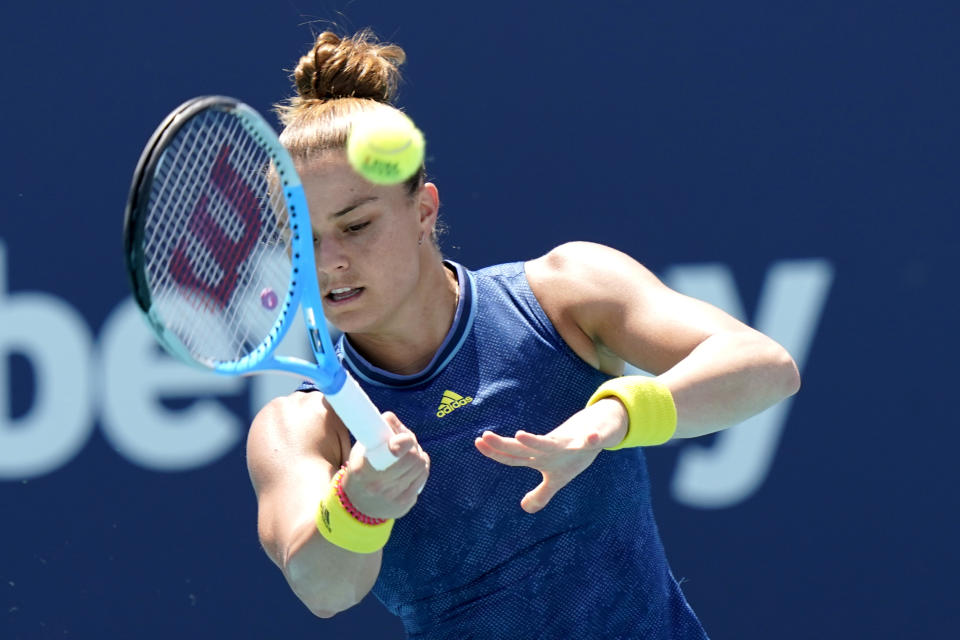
[276,30,424,195]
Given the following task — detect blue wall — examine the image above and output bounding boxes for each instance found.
[2,2,958,638]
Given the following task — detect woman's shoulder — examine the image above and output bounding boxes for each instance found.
[471,242,622,283]
[524,243,631,370]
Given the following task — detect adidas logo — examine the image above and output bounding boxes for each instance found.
[436,390,473,418]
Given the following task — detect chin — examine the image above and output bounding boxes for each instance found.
[324,309,378,336]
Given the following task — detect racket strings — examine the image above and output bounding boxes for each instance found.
[142,108,293,365]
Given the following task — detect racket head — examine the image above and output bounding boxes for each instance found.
[123,96,329,376]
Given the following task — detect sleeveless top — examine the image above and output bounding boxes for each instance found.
[304,261,707,639]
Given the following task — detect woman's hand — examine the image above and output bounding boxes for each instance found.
[474,398,628,513]
[341,412,430,520]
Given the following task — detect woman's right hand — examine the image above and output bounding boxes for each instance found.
[340,412,430,520]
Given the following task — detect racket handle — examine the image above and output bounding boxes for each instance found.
[324,373,399,470]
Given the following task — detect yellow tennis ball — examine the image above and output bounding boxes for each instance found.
[347,112,425,185]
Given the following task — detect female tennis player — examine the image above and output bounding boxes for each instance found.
[246,30,800,639]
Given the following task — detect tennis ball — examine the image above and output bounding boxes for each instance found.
[347,112,425,185]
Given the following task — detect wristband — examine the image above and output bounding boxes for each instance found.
[316,468,394,554]
[586,376,677,449]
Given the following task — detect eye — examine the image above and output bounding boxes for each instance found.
[345,221,370,234]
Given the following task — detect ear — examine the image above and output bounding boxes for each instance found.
[416,182,440,234]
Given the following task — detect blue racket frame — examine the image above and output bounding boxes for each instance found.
[215,101,346,394]
[124,97,397,469]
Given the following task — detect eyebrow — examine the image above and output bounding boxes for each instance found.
[329,196,379,219]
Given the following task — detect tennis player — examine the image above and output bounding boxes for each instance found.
[247,30,800,639]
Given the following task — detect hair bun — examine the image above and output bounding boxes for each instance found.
[293,30,406,104]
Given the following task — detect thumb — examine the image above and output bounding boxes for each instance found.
[521,476,560,514]
[346,440,369,472]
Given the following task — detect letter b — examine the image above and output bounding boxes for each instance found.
[0,240,95,479]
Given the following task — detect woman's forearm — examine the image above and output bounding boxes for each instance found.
[657,330,800,439]
[280,515,383,618]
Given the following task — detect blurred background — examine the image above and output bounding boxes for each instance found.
[2,1,957,638]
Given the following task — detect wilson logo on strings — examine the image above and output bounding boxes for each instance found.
[168,143,263,310]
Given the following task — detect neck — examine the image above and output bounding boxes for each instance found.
[345,256,459,375]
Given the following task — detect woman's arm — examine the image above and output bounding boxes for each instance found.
[247,391,380,617]
[475,242,799,513]
[527,241,800,438]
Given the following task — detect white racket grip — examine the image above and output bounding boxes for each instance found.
[324,373,398,470]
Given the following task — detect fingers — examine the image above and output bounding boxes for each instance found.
[474,437,533,467]
[487,428,600,454]
[364,462,427,515]
[513,430,565,452]
[388,430,419,457]
[382,410,405,434]
[343,412,430,519]
[477,430,541,455]
[518,425,603,451]
[393,464,430,515]
[476,427,602,515]
[474,430,570,466]
[374,412,423,467]
[383,412,427,465]
[474,430,545,466]
[350,412,419,472]
[474,431,557,513]
[344,451,429,519]
[390,448,430,488]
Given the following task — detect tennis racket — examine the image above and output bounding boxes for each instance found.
[123,95,398,470]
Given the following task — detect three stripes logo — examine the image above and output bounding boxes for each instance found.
[436,390,473,418]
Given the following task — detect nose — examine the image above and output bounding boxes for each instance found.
[315,232,348,277]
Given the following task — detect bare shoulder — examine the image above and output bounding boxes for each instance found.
[525,241,660,293]
[246,391,351,496]
[526,241,758,376]
[524,242,661,371]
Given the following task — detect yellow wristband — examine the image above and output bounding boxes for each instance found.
[586,376,677,449]
[316,473,394,554]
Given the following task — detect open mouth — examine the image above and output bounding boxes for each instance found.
[326,287,364,304]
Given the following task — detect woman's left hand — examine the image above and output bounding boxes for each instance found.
[474,397,628,513]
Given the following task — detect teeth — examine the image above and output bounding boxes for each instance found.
[331,287,353,294]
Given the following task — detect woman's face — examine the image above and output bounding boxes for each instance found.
[298,152,432,335]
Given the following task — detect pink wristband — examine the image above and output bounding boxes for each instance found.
[334,467,389,526]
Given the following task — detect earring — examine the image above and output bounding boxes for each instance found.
[418,232,424,246]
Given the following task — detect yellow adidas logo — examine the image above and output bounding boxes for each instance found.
[436,390,473,418]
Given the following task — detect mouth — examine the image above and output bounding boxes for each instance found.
[325,286,365,305]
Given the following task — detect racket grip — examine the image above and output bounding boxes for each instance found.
[325,373,399,470]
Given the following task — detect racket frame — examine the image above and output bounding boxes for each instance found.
[124,96,398,469]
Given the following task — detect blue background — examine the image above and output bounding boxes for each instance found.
[2,1,958,638]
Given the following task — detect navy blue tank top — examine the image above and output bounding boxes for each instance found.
[306,261,707,639]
